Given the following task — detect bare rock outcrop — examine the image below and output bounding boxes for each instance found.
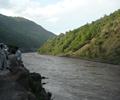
[0,55,52,100]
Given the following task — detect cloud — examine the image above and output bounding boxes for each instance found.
[0,0,10,8]
[46,17,59,23]
[0,0,120,34]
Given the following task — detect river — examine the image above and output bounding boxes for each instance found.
[23,53,120,100]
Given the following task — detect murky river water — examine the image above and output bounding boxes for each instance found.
[23,53,120,100]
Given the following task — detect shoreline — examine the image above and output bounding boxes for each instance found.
[37,52,120,65]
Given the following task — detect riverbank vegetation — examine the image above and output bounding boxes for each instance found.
[38,9,120,64]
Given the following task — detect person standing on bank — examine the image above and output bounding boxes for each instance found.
[15,47,22,66]
[0,43,7,70]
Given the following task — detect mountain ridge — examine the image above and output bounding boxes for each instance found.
[0,13,55,51]
[39,9,120,64]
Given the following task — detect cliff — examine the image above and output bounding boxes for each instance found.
[0,55,52,100]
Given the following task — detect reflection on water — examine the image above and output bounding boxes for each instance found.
[23,53,120,100]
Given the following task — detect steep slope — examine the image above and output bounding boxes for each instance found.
[0,14,55,51]
[39,9,120,64]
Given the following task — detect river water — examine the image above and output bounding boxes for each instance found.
[23,53,120,100]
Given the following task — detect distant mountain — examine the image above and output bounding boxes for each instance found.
[39,9,120,64]
[0,14,55,51]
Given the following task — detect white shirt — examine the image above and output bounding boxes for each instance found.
[15,50,22,61]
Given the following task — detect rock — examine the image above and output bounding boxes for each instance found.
[0,55,52,100]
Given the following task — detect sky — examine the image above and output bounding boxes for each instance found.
[0,0,120,35]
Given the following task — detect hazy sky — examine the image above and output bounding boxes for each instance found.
[0,0,120,34]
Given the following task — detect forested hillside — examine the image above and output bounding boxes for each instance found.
[39,9,120,64]
[0,14,55,51]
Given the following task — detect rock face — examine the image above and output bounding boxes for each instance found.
[0,55,52,100]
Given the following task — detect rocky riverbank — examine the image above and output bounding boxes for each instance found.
[0,55,52,100]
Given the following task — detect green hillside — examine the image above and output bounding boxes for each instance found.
[0,14,55,51]
[39,9,120,64]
